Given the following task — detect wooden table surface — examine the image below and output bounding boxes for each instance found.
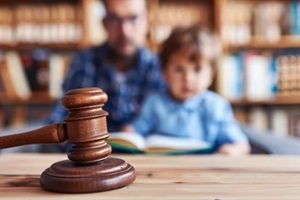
[1,153,300,199]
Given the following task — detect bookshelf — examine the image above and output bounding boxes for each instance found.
[216,0,300,137]
[147,0,218,51]
[147,0,300,137]
[1,0,300,137]
[0,0,105,128]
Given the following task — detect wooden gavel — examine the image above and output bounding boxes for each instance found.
[0,87,136,193]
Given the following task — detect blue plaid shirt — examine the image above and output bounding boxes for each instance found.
[48,43,165,131]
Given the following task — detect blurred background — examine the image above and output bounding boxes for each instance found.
[0,0,300,144]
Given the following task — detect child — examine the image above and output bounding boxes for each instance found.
[122,25,250,155]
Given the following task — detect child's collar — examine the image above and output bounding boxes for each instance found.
[164,90,207,112]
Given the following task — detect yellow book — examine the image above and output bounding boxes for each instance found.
[107,132,213,155]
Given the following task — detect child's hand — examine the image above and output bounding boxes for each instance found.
[217,144,238,155]
[120,125,135,133]
[217,143,250,156]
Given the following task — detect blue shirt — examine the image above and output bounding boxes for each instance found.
[132,90,248,150]
[48,43,165,131]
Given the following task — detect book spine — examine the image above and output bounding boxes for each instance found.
[49,54,69,98]
[288,113,300,138]
[270,108,289,136]
[31,49,50,92]
[4,51,32,100]
[0,7,13,45]
[248,107,269,131]
[276,50,300,97]
[290,0,300,35]
[244,51,275,101]
[217,53,244,101]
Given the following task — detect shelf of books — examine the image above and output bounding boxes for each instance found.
[1,0,300,138]
[0,0,106,48]
[219,0,300,48]
[217,0,300,137]
[0,0,105,128]
[0,0,218,128]
[148,0,217,52]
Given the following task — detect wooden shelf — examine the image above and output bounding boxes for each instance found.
[226,36,300,51]
[0,0,299,129]
[0,92,56,105]
[231,96,300,106]
[0,43,84,52]
[0,0,79,4]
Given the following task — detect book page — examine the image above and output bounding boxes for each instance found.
[145,135,211,153]
[108,132,146,150]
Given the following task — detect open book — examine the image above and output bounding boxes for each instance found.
[107,132,213,155]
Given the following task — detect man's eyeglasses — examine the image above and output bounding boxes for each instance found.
[104,13,145,28]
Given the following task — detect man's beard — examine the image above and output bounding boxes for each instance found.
[107,43,138,62]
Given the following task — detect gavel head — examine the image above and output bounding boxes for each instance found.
[61,87,111,164]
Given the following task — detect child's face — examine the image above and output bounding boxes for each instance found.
[163,48,213,102]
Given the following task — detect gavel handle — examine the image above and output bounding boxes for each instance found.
[0,123,67,149]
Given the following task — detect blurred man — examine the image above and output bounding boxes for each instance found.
[48,0,164,137]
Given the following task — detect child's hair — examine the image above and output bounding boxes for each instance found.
[159,25,221,70]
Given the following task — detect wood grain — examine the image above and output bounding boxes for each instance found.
[1,154,300,199]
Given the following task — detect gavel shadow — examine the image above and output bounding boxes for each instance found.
[0,175,40,188]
